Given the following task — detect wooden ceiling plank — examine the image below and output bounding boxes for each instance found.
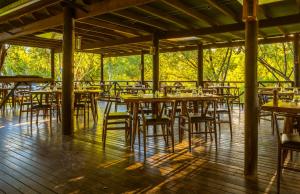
[82,35,152,50]
[76,0,157,19]
[259,5,286,35]
[160,0,217,26]
[75,22,128,38]
[0,0,61,24]
[135,5,190,29]
[205,0,240,22]
[79,18,142,36]
[113,10,168,31]
[81,13,300,50]
[0,0,157,42]
[0,13,63,42]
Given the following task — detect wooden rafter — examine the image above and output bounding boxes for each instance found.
[0,0,157,42]
[112,10,168,31]
[259,5,286,34]
[79,13,300,50]
[135,5,190,29]
[160,0,217,26]
[79,18,143,36]
[205,0,240,22]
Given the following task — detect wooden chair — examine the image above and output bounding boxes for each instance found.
[102,99,131,149]
[74,93,89,124]
[179,99,217,152]
[17,90,32,122]
[258,94,275,134]
[138,100,176,158]
[30,92,54,131]
[274,113,300,193]
[215,97,233,138]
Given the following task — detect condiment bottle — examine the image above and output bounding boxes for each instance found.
[273,89,278,106]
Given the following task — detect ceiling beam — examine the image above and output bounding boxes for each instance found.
[135,5,190,29]
[78,18,143,36]
[81,13,300,50]
[205,0,240,22]
[103,35,294,57]
[163,13,300,39]
[82,35,153,50]
[259,6,286,34]
[75,0,157,19]
[112,10,168,31]
[0,0,157,42]
[0,13,63,42]
[0,0,60,24]
[160,0,217,26]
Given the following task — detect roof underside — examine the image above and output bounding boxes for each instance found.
[0,0,300,57]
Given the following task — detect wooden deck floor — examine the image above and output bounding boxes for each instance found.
[0,102,300,194]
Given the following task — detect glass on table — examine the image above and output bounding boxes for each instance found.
[197,86,203,95]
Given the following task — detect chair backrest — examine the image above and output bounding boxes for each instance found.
[274,112,300,144]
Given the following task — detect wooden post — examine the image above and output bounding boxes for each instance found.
[62,5,75,135]
[197,43,203,87]
[152,34,159,93]
[50,49,55,85]
[244,0,258,177]
[294,34,300,87]
[141,50,145,85]
[100,54,104,84]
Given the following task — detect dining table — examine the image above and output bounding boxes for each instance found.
[30,89,102,122]
[262,100,300,133]
[121,93,223,147]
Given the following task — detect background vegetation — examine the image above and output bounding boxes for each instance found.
[1,42,295,83]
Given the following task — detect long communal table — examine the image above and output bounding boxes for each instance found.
[0,76,52,108]
[121,93,222,148]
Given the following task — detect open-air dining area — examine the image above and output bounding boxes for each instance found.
[1,0,300,193]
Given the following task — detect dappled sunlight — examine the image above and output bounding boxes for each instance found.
[68,176,85,182]
[263,171,277,194]
[125,162,143,171]
[97,159,127,169]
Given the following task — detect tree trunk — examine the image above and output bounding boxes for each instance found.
[0,44,9,74]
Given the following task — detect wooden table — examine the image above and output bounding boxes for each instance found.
[0,76,52,108]
[262,101,300,133]
[262,101,300,114]
[121,93,222,148]
[123,87,152,94]
[31,89,101,122]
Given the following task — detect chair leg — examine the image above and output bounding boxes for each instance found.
[143,127,146,159]
[103,122,107,149]
[228,112,233,138]
[188,121,192,152]
[277,148,282,193]
[214,120,217,149]
[271,113,275,135]
[171,125,174,153]
[19,104,22,122]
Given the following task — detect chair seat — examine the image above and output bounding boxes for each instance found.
[216,108,229,113]
[107,112,130,119]
[143,115,171,124]
[282,134,300,149]
[32,104,52,109]
[188,113,214,122]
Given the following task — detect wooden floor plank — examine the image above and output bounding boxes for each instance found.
[0,103,299,194]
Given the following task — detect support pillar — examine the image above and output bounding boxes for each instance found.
[100,54,104,84]
[141,51,145,85]
[50,49,55,85]
[244,0,258,177]
[294,33,300,87]
[197,44,203,87]
[62,5,75,135]
[152,34,159,93]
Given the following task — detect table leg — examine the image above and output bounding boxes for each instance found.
[131,102,139,149]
